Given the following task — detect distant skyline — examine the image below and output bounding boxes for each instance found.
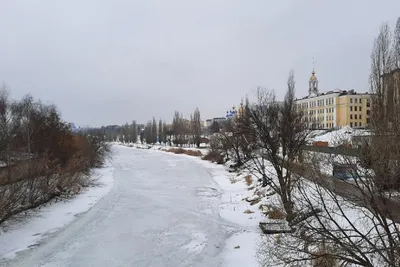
[1,1,400,126]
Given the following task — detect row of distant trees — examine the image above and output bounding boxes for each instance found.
[205,18,400,266]
[139,108,202,147]
[95,107,204,147]
[0,87,110,225]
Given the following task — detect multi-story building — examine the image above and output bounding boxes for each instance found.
[205,119,213,128]
[295,70,372,129]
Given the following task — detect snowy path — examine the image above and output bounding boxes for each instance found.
[2,146,246,267]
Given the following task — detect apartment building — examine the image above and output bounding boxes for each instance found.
[295,71,372,128]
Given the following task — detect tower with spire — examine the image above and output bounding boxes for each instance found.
[309,58,319,95]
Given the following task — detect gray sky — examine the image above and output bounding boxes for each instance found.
[0,1,399,127]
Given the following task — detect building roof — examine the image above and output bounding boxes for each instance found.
[296,89,371,101]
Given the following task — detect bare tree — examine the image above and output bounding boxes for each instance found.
[191,108,202,147]
[0,88,23,166]
[172,111,187,146]
[162,121,171,146]
[370,22,393,130]
[158,119,163,145]
[219,119,243,167]
[131,120,137,143]
[151,117,157,144]
[245,70,310,223]
[394,17,400,68]
[261,24,400,267]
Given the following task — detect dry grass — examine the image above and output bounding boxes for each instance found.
[185,150,202,157]
[166,148,202,157]
[267,207,286,220]
[202,150,225,164]
[0,157,95,225]
[244,209,254,214]
[245,175,253,186]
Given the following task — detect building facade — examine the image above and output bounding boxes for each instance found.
[295,71,372,129]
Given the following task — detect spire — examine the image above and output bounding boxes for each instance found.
[309,58,319,95]
[312,57,315,73]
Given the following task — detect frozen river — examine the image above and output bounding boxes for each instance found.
[4,146,238,267]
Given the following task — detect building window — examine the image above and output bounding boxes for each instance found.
[360,98,362,103]
[367,100,370,107]
[359,115,362,120]
[350,106,353,111]
[367,118,370,124]
[350,122,353,127]
[367,110,370,115]
[355,106,357,111]
[359,106,362,112]
[350,114,353,119]
[350,98,353,103]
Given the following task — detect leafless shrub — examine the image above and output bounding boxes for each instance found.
[166,148,202,157]
[0,89,110,225]
[202,150,225,164]
[184,150,202,157]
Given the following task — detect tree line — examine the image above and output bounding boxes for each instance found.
[92,107,204,147]
[0,87,110,225]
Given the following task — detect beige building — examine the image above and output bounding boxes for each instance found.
[295,71,372,128]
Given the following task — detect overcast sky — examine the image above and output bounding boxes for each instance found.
[0,1,399,126]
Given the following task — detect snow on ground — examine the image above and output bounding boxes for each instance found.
[120,142,211,156]
[309,126,370,146]
[121,144,262,266]
[222,231,261,267]
[136,146,263,266]
[182,159,262,267]
[180,232,208,254]
[0,162,115,260]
